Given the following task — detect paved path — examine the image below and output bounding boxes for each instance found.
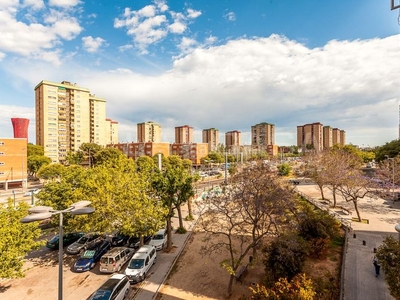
[297,184,400,300]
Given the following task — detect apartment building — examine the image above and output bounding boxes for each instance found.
[0,138,27,191]
[137,121,161,143]
[35,80,115,163]
[331,128,346,146]
[323,126,333,149]
[175,125,193,144]
[202,128,219,152]
[106,118,119,145]
[251,122,275,146]
[113,142,170,160]
[170,143,208,165]
[225,130,241,149]
[297,122,324,152]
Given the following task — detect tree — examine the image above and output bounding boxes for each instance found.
[27,155,52,178]
[250,273,316,300]
[0,200,44,278]
[27,143,44,157]
[36,163,66,182]
[376,235,400,300]
[152,156,196,245]
[64,150,84,165]
[374,139,400,162]
[277,163,291,176]
[198,162,296,295]
[336,172,374,222]
[302,152,327,200]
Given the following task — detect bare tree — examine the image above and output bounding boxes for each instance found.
[197,162,296,296]
[336,172,374,222]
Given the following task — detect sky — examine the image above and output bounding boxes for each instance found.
[0,0,399,147]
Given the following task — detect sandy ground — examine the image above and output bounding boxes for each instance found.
[157,232,265,300]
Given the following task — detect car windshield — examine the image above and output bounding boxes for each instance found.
[77,237,88,244]
[49,235,60,243]
[81,250,96,259]
[128,259,144,269]
[90,290,111,300]
[153,234,164,240]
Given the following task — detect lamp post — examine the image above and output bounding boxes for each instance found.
[21,201,95,300]
[385,156,395,203]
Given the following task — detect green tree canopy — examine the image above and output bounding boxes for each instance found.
[0,200,44,278]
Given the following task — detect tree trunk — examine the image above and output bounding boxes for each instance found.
[177,204,184,230]
[227,274,235,296]
[166,204,173,250]
[187,196,193,218]
[352,199,362,222]
[318,184,325,200]
[332,185,337,207]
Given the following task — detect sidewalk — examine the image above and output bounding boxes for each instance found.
[297,184,400,300]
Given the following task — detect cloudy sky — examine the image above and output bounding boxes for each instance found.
[0,0,399,147]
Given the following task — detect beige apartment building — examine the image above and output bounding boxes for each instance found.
[137,121,161,143]
[106,118,119,145]
[297,122,323,152]
[170,143,208,165]
[225,130,241,149]
[251,122,275,146]
[298,122,345,151]
[175,125,193,144]
[35,80,117,163]
[113,142,170,160]
[202,128,219,152]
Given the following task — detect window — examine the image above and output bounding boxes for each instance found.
[0,162,4,166]
[0,152,4,155]
[0,142,4,146]
[0,172,4,175]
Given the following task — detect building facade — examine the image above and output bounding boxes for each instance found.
[0,138,27,191]
[323,126,333,149]
[137,121,161,143]
[35,80,113,163]
[297,122,323,152]
[251,122,275,146]
[170,143,208,165]
[225,130,241,149]
[202,128,219,152]
[113,142,169,160]
[105,118,119,145]
[175,125,193,144]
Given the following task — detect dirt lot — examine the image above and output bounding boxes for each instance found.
[157,231,341,300]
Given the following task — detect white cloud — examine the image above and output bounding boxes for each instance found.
[0,52,5,60]
[1,34,398,147]
[0,1,82,64]
[187,8,201,19]
[119,44,133,52]
[115,0,201,55]
[224,11,236,21]
[82,36,107,53]
[48,0,80,8]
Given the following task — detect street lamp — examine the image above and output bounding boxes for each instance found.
[385,156,395,203]
[21,201,95,300]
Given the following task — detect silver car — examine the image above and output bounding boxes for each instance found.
[66,233,102,255]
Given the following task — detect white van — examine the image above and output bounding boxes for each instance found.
[125,245,156,283]
[148,228,167,251]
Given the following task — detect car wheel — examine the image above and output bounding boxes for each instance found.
[141,273,146,282]
[153,257,156,265]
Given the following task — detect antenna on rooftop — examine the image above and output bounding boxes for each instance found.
[392,0,400,24]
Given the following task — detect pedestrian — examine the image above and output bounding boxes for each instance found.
[373,255,381,277]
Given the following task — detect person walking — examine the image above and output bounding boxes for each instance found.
[373,255,381,277]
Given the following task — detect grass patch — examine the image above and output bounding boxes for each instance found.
[351,218,369,224]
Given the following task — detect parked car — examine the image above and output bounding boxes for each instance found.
[66,233,103,255]
[73,240,111,272]
[100,247,133,273]
[111,234,130,247]
[127,235,151,249]
[46,232,84,250]
[24,188,40,197]
[88,273,130,300]
[148,228,167,251]
[125,245,156,283]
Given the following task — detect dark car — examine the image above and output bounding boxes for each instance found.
[111,234,129,247]
[127,235,151,249]
[46,232,84,250]
[73,240,111,272]
[88,274,130,300]
[66,233,103,255]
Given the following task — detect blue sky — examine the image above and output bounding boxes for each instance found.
[0,0,399,147]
